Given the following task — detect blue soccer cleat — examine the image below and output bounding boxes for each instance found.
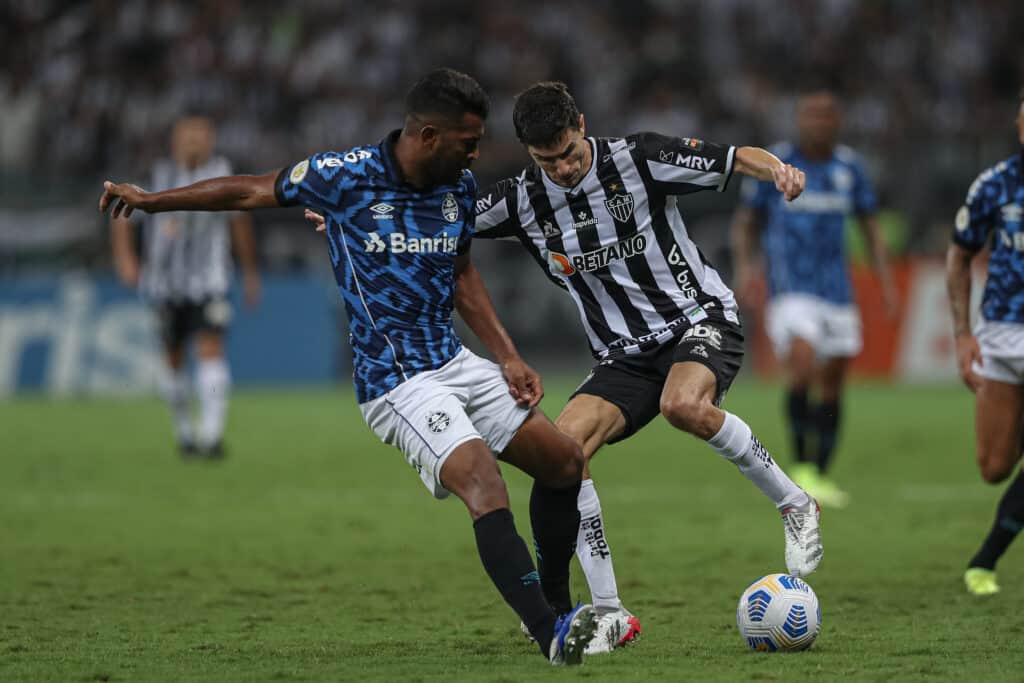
[549,603,598,666]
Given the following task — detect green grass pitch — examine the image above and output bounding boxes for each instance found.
[1,381,1021,681]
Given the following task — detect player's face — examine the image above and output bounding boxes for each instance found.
[171,117,215,168]
[528,123,590,189]
[426,113,485,185]
[797,93,840,151]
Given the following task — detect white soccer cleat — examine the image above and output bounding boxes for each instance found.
[583,608,643,655]
[781,495,823,577]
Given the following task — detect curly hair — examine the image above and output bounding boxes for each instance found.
[512,81,581,147]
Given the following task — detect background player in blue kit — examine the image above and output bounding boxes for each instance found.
[948,90,1024,597]
[98,69,598,666]
[731,89,896,508]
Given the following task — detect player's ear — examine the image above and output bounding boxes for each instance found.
[578,114,585,136]
[419,124,441,151]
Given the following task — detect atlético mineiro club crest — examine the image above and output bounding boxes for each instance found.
[604,193,634,223]
[441,193,459,223]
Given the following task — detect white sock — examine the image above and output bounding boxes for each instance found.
[197,358,230,448]
[708,412,806,509]
[576,479,623,613]
[159,366,193,444]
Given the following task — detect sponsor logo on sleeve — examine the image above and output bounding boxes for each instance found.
[955,205,969,232]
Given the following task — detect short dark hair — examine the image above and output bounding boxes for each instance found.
[404,68,489,124]
[513,82,581,147]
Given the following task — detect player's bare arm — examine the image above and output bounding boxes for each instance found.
[729,205,763,307]
[734,146,805,201]
[945,241,982,392]
[99,171,281,218]
[858,214,898,317]
[453,250,543,408]
[109,216,140,287]
[230,212,262,308]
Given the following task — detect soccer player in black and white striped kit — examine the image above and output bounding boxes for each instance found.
[474,82,823,652]
[111,115,261,458]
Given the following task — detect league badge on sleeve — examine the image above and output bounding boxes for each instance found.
[290,159,310,184]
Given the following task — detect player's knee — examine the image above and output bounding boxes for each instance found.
[547,437,584,489]
[660,394,717,439]
[978,453,1015,485]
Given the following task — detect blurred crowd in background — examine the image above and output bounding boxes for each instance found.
[3,0,1023,262]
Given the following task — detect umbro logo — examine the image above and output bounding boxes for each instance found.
[370,203,395,220]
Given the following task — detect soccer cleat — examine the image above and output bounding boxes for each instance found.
[584,608,643,655]
[781,495,823,577]
[810,476,850,509]
[964,567,1000,596]
[197,441,226,460]
[549,603,597,666]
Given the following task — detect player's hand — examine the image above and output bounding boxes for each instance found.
[99,181,150,219]
[955,333,983,393]
[501,356,544,409]
[116,259,140,288]
[304,209,327,232]
[773,164,805,202]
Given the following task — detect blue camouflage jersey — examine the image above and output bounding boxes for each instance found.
[275,130,475,403]
[953,151,1024,323]
[741,143,877,304]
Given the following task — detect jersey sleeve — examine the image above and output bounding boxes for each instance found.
[634,132,735,196]
[953,170,999,251]
[473,177,523,239]
[274,152,350,209]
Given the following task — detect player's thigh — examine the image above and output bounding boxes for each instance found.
[767,295,822,366]
[567,359,664,452]
[194,297,232,359]
[555,393,627,460]
[359,378,481,500]
[818,302,863,361]
[456,348,532,455]
[500,409,583,489]
[974,371,1024,482]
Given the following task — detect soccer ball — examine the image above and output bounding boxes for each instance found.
[736,573,820,652]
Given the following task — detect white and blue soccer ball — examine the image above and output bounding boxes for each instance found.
[736,573,820,652]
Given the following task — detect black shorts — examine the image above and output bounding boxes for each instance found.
[155,297,232,349]
[571,319,744,444]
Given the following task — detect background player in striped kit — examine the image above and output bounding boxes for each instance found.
[948,91,1024,597]
[473,82,822,653]
[99,69,599,666]
[731,89,896,508]
[110,115,261,458]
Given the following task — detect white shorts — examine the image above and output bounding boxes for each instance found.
[972,319,1024,385]
[359,347,530,499]
[767,293,862,360]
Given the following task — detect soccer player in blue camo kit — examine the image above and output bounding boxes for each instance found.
[731,89,896,508]
[948,90,1024,597]
[98,69,598,665]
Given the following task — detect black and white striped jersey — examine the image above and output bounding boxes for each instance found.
[475,132,739,359]
[139,156,234,303]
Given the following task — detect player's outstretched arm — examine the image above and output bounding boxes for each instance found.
[945,242,982,392]
[734,147,805,201]
[453,251,543,408]
[98,171,281,218]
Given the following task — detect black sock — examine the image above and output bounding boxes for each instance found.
[786,388,811,463]
[473,508,556,657]
[815,399,841,474]
[530,480,582,616]
[969,470,1024,570]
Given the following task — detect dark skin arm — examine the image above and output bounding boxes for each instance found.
[945,241,982,392]
[98,171,281,218]
[453,250,543,408]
